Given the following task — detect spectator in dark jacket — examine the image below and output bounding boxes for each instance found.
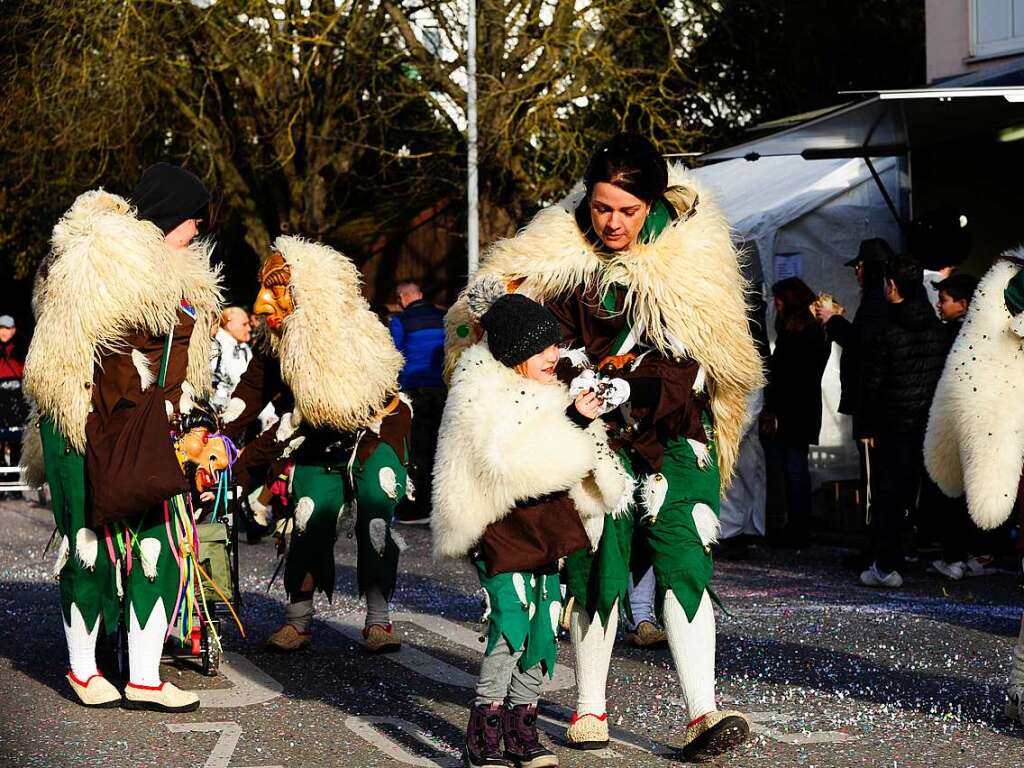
[762,278,831,547]
[816,239,891,436]
[816,239,890,546]
[388,282,446,524]
[859,256,948,588]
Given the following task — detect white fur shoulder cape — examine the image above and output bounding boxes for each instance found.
[431,342,632,560]
[23,189,222,453]
[270,236,404,432]
[924,255,1024,529]
[443,164,764,488]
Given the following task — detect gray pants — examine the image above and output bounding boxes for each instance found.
[474,639,544,707]
[1011,614,1024,688]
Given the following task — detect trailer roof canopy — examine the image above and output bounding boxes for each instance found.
[701,86,1024,163]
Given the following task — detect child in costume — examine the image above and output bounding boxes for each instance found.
[22,164,224,711]
[445,135,762,760]
[221,237,411,653]
[433,292,632,768]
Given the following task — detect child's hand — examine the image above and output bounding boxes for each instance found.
[574,390,604,420]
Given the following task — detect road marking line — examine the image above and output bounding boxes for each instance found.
[198,652,283,708]
[747,711,856,745]
[325,612,574,691]
[392,611,575,692]
[344,716,461,767]
[167,721,283,768]
[325,615,477,687]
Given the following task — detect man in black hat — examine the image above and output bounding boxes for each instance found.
[816,239,892,538]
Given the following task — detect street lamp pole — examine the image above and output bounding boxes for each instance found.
[466,0,479,275]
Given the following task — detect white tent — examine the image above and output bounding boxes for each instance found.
[691,155,901,490]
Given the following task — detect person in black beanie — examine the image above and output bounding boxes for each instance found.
[433,291,627,768]
[480,293,563,369]
[131,162,211,247]
[21,159,221,713]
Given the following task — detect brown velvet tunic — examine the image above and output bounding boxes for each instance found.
[225,348,409,485]
[90,310,196,423]
[545,284,710,473]
[85,308,197,525]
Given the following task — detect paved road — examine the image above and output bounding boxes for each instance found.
[1,496,1022,767]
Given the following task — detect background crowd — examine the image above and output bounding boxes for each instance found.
[0,217,1015,593]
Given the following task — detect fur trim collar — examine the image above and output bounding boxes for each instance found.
[23,190,221,451]
[924,255,1024,529]
[271,236,403,431]
[448,165,764,485]
[431,342,631,560]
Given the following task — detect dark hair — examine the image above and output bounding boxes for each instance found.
[771,277,817,333]
[884,255,925,301]
[582,133,669,204]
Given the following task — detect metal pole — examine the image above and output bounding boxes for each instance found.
[466,0,479,275]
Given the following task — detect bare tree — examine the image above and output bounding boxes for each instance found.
[1,0,457,271]
[383,0,702,244]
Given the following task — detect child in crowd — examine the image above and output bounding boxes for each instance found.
[432,292,631,768]
[928,272,983,581]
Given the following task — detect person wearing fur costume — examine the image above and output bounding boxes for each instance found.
[924,251,1024,725]
[433,294,632,768]
[21,164,223,711]
[445,135,763,760]
[221,236,411,653]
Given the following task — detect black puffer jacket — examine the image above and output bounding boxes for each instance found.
[860,296,947,436]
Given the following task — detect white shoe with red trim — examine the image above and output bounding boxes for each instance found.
[564,712,608,750]
[65,671,121,708]
[124,681,200,712]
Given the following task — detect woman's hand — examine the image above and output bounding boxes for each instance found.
[815,304,843,324]
[574,390,603,420]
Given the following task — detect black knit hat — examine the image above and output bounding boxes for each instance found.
[933,273,979,302]
[131,163,210,234]
[481,294,562,368]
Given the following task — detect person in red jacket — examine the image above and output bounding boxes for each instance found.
[0,315,27,488]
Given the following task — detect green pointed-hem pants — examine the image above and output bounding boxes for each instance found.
[284,443,407,601]
[563,416,721,626]
[40,417,184,634]
[475,560,561,678]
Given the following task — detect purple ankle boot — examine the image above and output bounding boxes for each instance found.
[501,704,558,768]
[465,703,513,767]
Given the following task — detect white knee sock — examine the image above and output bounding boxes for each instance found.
[128,598,167,688]
[663,589,717,722]
[286,599,315,633]
[63,603,100,680]
[364,586,390,629]
[570,600,618,716]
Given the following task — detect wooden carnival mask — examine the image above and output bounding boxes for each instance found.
[177,427,231,492]
[254,251,294,333]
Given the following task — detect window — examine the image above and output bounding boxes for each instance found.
[971,0,1024,59]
